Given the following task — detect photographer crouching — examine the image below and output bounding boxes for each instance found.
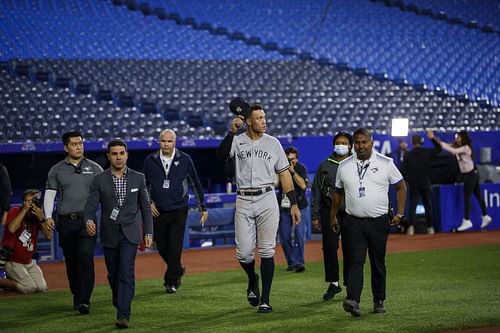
[0,189,53,293]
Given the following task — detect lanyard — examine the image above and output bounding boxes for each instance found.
[327,158,339,165]
[356,161,370,184]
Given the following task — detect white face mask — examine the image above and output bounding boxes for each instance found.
[334,145,350,156]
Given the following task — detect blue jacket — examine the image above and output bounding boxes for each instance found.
[142,149,206,212]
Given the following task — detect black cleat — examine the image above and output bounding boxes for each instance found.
[323,284,342,301]
[373,300,386,314]
[257,302,272,313]
[343,299,361,317]
[246,273,260,307]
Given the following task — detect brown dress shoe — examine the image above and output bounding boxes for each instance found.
[115,318,129,329]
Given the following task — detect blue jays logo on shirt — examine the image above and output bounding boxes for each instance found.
[82,166,94,174]
[371,167,379,174]
[236,149,273,163]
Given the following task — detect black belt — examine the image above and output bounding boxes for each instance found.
[237,186,274,196]
[348,214,388,222]
[59,212,84,220]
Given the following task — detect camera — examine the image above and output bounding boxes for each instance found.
[32,196,42,208]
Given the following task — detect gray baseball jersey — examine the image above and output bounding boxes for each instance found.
[230,133,289,190]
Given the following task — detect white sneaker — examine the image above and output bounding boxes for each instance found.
[457,219,473,232]
[406,225,414,236]
[481,215,492,229]
[427,227,435,235]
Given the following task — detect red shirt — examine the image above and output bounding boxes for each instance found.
[1,206,41,265]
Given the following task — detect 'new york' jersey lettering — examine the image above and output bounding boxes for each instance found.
[230,133,289,189]
[236,149,273,163]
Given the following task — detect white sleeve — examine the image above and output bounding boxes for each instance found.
[43,189,57,219]
[388,160,404,184]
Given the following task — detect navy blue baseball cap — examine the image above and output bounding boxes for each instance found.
[229,97,251,119]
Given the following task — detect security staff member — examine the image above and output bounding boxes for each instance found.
[330,128,406,317]
[310,131,353,301]
[44,131,103,314]
[142,129,208,294]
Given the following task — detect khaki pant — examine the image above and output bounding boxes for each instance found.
[5,260,48,294]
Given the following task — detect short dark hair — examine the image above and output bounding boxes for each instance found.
[333,131,353,147]
[353,128,372,140]
[107,139,128,153]
[23,189,41,201]
[285,146,299,158]
[62,131,83,145]
[412,135,423,146]
[248,104,264,118]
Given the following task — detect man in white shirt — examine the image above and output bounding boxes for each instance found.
[330,128,406,317]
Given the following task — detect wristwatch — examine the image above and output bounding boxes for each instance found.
[396,213,404,219]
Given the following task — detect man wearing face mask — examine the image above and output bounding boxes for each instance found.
[310,132,353,301]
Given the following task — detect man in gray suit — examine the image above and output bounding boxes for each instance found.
[84,139,153,329]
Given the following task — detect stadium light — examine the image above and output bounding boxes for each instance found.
[391,118,409,137]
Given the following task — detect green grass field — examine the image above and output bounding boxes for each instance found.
[1,244,500,333]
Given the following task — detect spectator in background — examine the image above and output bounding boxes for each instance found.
[84,139,153,329]
[310,132,353,301]
[401,131,441,235]
[331,128,406,317]
[392,139,408,170]
[430,130,492,231]
[142,129,208,294]
[278,146,308,273]
[43,131,103,314]
[0,163,12,225]
[0,189,53,294]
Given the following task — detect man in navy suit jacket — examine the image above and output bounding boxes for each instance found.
[84,139,153,329]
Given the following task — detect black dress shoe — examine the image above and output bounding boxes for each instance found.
[373,300,386,313]
[294,265,305,273]
[77,303,90,315]
[174,266,186,289]
[343,299,361,317]
[323,284,342,301]
[165,284,177,294]
[115,318,129,329]
[286,266,295,272]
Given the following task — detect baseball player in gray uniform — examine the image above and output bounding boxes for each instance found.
[216,103,301,313]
